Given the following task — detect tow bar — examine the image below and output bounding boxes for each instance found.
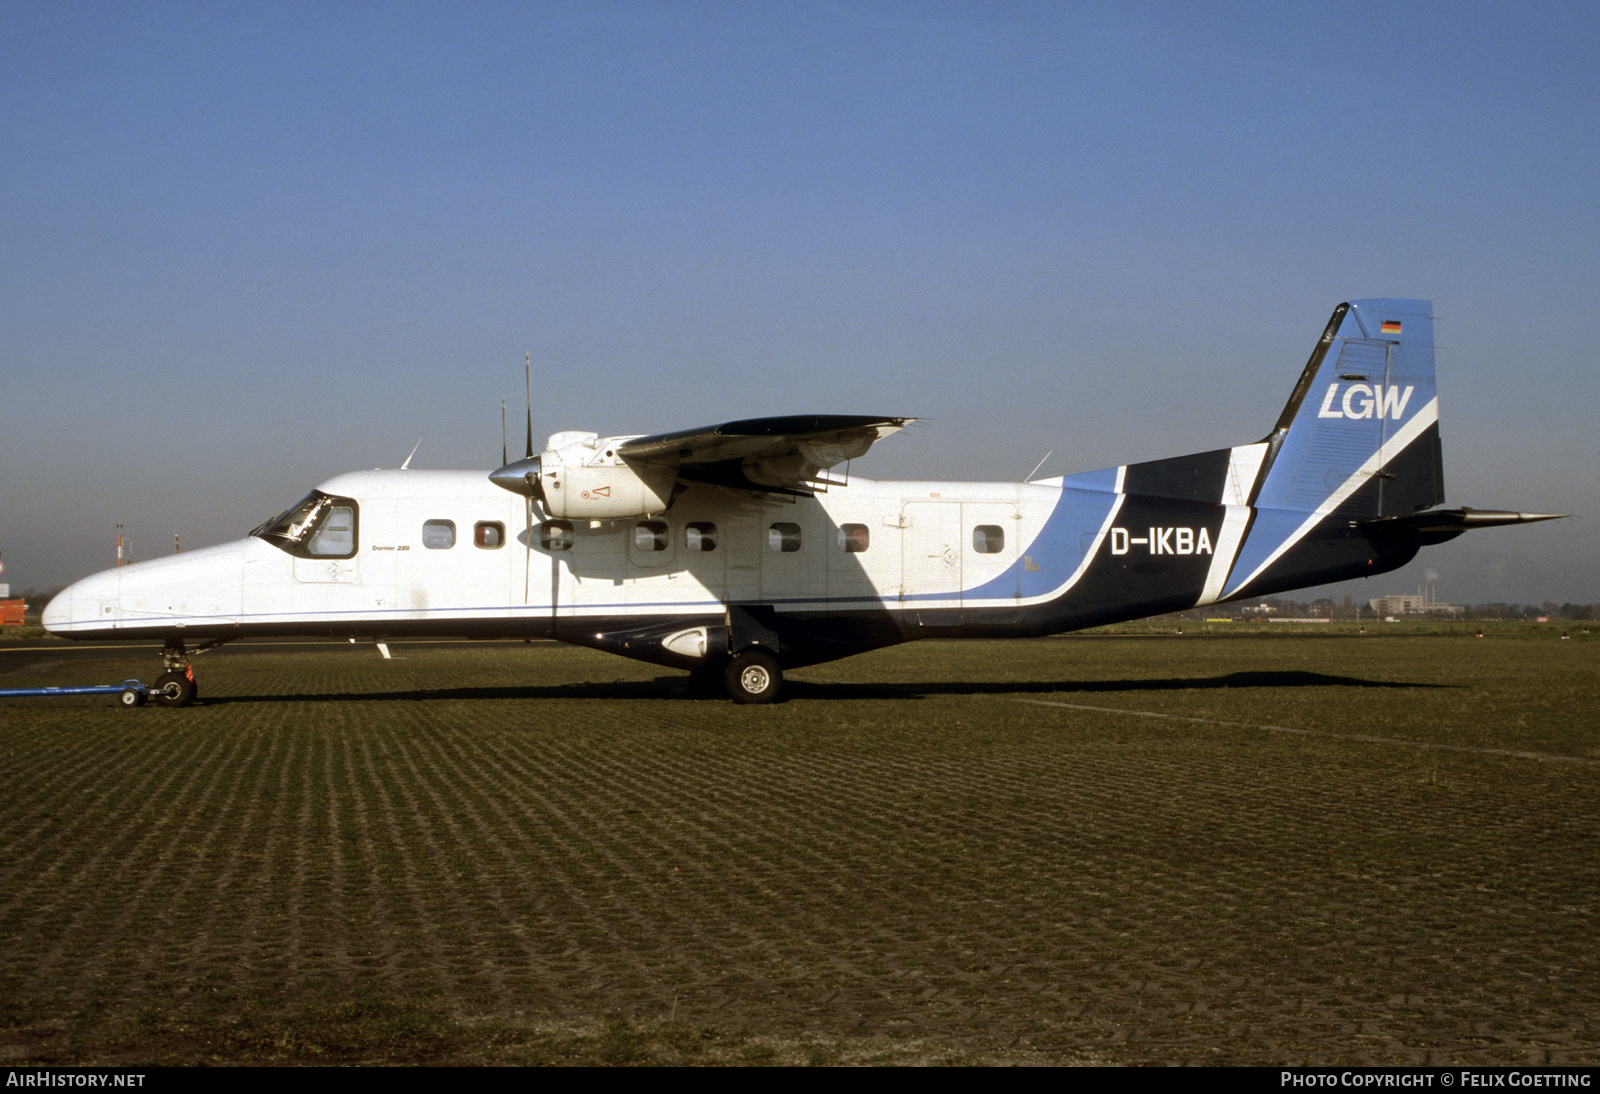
[0,680,154,707]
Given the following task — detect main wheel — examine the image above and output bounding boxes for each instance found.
[725,648,781,704]
[152,670,197,707]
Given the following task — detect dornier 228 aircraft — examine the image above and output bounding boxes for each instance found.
[44,300,1560,705]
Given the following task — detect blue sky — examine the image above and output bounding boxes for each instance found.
[3,0,1596,604]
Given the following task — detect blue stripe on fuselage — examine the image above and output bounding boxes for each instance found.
[961,485,1121,603]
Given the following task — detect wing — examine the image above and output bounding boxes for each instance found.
[616,414,914,495]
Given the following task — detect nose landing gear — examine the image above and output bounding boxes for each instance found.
[151,636,233,707]
[155,639,199,707]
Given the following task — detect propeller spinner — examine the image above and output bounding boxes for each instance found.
[489,455,544,500]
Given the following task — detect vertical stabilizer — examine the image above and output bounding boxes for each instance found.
[1214,300,1445,601]
[1252,299,1442,518]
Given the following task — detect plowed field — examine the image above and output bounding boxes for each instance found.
[2,633,1595,1065]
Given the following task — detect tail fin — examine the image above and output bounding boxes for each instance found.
[1214,299,1445,600]
[1251,299,1443,518]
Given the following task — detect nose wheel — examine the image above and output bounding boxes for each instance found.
[152,669,198,707]
[725,648,781,704]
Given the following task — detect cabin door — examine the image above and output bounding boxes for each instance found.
[901,502,1020,623]
[900,502,962,607]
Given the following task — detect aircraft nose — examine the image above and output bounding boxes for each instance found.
[41,568,116,636]
[40,589,68,633]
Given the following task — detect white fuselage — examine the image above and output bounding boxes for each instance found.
[43,469,1092,638]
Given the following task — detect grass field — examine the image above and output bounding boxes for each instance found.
[0,631,1595,1065]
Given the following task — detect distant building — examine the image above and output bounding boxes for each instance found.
[1370,594,1424,615]
[1368,593,1462,617]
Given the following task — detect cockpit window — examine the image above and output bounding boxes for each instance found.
[251,491,359,559]
[312,506,356,555]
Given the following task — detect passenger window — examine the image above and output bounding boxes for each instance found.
[539,520,574,551]
[973,525,1004,554]
[686,521,717,552]
[307,506,356,556]
[422,519,456,550]
[634,520,669,552]
[474,521,505,549]
[838,524,869,553]
[768,523,802,552]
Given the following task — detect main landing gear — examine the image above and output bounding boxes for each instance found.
[725,648,781,704]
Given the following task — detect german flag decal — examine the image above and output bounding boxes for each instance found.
[1381,319,1402,335]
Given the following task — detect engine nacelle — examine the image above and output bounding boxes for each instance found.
[539,459,675,520]
[493,431,678,519]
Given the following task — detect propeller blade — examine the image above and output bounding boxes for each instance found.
[493,352,543,502]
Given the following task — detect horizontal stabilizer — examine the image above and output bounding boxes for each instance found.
[1359,508,1566,544]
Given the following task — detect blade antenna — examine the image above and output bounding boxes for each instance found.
[524,352,534,601]
[501,398,507,467]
